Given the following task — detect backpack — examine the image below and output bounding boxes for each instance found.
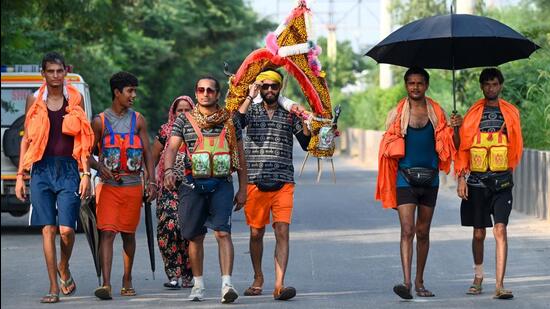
[98,111,143,173]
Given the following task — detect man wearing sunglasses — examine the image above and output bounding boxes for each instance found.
[236,69,311,301]
[164,76,247,304]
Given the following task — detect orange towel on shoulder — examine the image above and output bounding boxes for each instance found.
[22,82,93,171]
[454,98,523,175]
[375,97,456,209]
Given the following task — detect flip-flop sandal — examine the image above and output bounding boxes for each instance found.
[415,287,435,297]
[58,270,76,296]
[467,284,483,295]
[273,286,296,301]
[493,288,513,299]
[393,284,413,300]
[243,286,263,296]
[94,286,112,300]
[121,287,137,296]
[40,293,60,303]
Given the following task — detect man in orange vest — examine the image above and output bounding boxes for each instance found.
[15,52,93,303]
[89,71,157,300]
[375,67,461,299]
[455,68,523,300]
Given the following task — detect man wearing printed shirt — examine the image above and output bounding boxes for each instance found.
[236,69,310,301]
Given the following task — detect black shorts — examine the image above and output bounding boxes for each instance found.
[178,178,234,240]
[396,186,439,208]
[461,185,513,228]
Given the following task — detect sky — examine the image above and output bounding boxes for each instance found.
[247,0,521,53]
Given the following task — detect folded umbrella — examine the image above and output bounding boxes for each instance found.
[143,194,156,279]
[79,195,101,286]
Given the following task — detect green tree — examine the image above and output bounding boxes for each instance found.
[1,0,274,134]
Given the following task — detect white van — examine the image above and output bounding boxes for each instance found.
[1,67,93,217]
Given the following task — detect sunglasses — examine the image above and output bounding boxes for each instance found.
[261,83,280,91]
[195,87,216,95]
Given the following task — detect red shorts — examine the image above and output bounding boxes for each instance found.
[96,183,143,233]
[244,183,294,228]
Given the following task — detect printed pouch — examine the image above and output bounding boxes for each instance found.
[489,146,508,172]
[102,147,121,171]
[191,151,211,178]
[125,147,143,172]
[470,147,488,172]
[212,152,231,177]
[318,126,335,150]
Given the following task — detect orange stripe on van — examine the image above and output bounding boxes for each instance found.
[1,75,82,83]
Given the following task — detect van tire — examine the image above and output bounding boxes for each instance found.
[3,115,25,167]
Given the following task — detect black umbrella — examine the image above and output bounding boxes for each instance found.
[79,194,101,286]
[366,12,540,110]
[143,194,156,279]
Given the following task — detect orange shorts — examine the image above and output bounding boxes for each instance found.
[244,183,294,228]
[96,183,143,233]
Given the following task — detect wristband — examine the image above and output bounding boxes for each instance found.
[82,172,92,177]
[246,95,254,102]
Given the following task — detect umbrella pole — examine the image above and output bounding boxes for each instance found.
[452,68,457,112]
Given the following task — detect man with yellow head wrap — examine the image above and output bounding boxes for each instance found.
[234,69,310,301]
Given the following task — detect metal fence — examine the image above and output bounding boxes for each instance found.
[512,149,550,221]
[337,128,550,221]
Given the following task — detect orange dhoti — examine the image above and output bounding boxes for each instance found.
[96,183,143,233]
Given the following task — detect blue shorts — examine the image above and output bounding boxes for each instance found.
[30,156,81,229]
[178,177,234,240]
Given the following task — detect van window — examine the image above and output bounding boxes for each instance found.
[1,88,37,127]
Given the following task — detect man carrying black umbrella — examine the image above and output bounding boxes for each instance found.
[455,68,523,300]
[375,67,461,299]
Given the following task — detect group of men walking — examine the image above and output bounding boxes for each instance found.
[376,67,522,300]
[15,51,522,304]
[15,52,307,304]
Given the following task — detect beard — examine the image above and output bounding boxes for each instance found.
[484,94,498,101]
[261,92,279,105]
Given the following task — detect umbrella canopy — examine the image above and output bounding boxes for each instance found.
[79,196,101,286]
[366,13,540,111]
[143,195,156,279]
[366,13,540,70]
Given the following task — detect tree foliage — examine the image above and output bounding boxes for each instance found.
[1,0,274,134]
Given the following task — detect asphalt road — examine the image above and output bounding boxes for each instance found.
[2,150,549,309]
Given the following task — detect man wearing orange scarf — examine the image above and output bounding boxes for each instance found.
[375,68,460,299]
[455,68,523,300]
[14,52,93,303]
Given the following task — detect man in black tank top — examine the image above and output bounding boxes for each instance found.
[15,52,92,303]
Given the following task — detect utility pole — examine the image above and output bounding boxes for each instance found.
[327,0,337,64]
[379,0,393,89]
[456,0,475,14]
